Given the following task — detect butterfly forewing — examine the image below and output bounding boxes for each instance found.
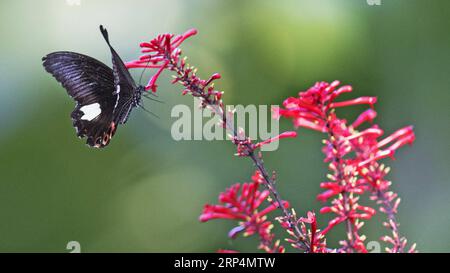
[43,52,118,147]
[100,25,140,124]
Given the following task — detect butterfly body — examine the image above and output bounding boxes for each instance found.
[43,26,144,148]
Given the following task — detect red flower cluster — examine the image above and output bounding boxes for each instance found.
[199,171,289,253]
[275,81,416,252]
[127,28,416,253]
[126,29,197,92]
[126,28,225,110]
[277,211,328,253]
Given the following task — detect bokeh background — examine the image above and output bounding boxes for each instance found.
[0,0,448,252]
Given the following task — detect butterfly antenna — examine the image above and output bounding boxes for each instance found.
[142,93,164,103]
[139,103,159,119]
[138,59,152,86]
[147,91,159,98]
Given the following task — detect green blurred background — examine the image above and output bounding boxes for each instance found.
[0,0,448,252]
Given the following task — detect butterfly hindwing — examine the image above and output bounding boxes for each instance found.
[70,102,117,148]
[42,52,117,147]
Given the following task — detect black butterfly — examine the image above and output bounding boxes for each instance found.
[42,25,146,148]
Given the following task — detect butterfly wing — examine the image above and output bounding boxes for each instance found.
[100,25,141,125]
[42,51,118,148]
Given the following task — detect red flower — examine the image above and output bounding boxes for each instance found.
[276,81,415,253]
[199,171,288,253]
[254,131,297,149]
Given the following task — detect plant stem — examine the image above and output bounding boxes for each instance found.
[325,114,359,252]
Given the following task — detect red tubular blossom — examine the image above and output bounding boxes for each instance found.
[164,34,172,52]
[199,210,244,222]
[296,101,324,116]
[300,212,318,252]
[146,60,169,92]
[254,131,297,149]
[329,96,377,109]
[256,201,289,219]
[124,62,163,69]
[345,127,384,141]
[358,150,395,168]
[204,73,222,87]
[299,211,316,225]
[357,205,377,216]
[294,117,326,132]
[319,206,333,214]
[351,108,377,128]
[317,182,344,202]
[377,126,415,149]
[317,190,340,202]
[328,85,353,103]
[320,216,346,236]
[324,80,341,93]
[276,108,320,121]
[356,127,415,169]
[171,28,198,48]
[385,134,415,152]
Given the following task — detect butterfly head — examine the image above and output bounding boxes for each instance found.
[137,85,146,93]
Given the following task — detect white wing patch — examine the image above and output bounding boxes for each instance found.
[80,103,101,121]
[114,84,121,95]
[114,85,121,109]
